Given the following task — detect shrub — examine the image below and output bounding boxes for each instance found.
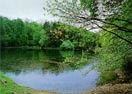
[60,40,74,50]
[98,71,118,85]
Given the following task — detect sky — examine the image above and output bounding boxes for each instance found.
[0,0,57,22]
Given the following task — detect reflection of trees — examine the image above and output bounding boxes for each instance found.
[41,61,69,75]
[60,50,74,58]
[1,49,93,75]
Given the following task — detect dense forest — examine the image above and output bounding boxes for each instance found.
[0,16,97,50]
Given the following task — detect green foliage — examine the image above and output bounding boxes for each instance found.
[96,0,132,72]
[43,22,97,50]
[80,0,96,16]
[121,0,132,20]
[60,40,74,50]
[96,30,132,72]
[0,16,97,50]
[98,71,118,85]
[0,16,45,47]
[39,30,48,47]
[93,0,132,84]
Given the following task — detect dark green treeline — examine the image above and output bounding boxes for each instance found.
[0,16,97,50]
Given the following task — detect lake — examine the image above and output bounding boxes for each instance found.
[1,49,100,93]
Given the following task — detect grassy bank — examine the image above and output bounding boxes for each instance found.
[0,73,58,94]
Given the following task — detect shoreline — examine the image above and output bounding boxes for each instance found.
[0,73,59,94]
[81,83,132,94]
[1,73,132,94]
[1,46,94,52]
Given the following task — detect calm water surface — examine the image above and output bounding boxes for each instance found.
[1,49,100,93]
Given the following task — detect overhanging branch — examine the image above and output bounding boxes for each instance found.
[94,23,132,45]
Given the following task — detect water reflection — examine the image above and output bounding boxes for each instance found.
[1,49,100,93]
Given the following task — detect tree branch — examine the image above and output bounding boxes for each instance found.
[94,23,132,45]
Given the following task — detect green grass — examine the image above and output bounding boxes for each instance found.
[0,72,31,94]
[0,73,57,94]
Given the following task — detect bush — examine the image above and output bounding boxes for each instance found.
[60,40,74,50]
[98,71,118,85]
[39,30,48,47]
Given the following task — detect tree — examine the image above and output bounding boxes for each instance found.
[45,0,132,44]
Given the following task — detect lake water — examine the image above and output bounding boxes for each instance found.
[1,49,100,93]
